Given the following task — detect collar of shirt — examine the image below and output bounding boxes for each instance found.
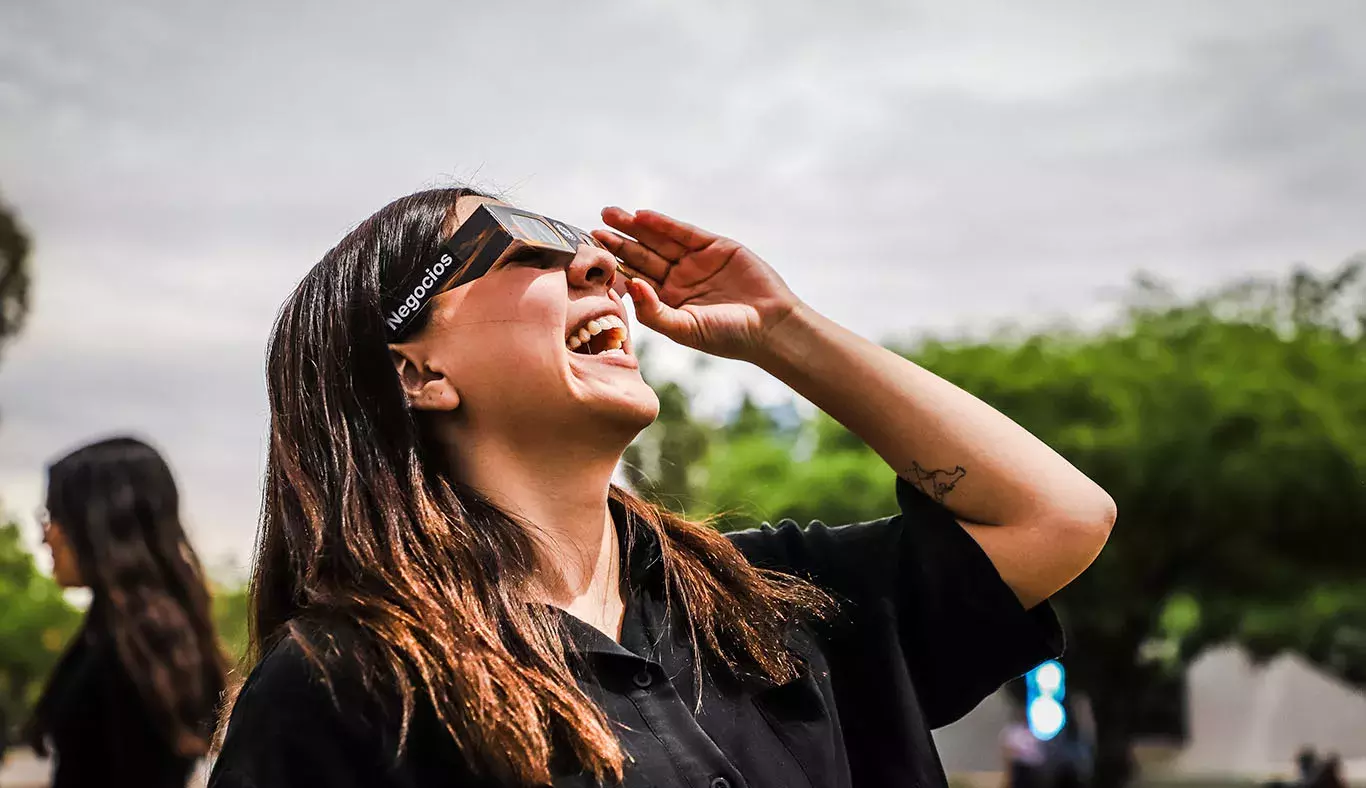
[551,503,808,695]
[548,501,690,683]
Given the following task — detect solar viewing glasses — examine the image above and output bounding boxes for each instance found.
[384,204,622,339]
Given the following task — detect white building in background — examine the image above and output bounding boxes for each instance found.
[934,646,1366,782]
[1176,646,1366,779]
[934,689,1017,773]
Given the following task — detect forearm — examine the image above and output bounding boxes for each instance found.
[753,303,1113,529]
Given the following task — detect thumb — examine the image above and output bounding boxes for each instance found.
[627,278,697,343]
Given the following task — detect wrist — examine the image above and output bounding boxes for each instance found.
[748,300,824,372]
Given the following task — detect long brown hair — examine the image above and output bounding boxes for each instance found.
[35,436,227,757]
[237,187,832,785]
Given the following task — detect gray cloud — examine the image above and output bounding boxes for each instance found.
[0,0,1362,565]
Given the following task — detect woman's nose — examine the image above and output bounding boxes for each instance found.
[566,245,619,292]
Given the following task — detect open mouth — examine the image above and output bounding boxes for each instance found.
[566,313,629,356]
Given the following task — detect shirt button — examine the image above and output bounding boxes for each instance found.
[710,778,732,788]
[632,669,652,689]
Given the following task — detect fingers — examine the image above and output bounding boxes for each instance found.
[592,229,670,284]
[632,209,719,252]
[599,206,690,260]
[626,277,697,342]
[596,206,726,299]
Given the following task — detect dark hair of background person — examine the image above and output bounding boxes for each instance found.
[233,186,835,785]
[30,436,227,757]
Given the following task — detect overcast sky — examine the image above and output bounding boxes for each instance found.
[1,0,1363,571]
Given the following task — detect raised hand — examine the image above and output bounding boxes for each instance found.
[592,207,802,362]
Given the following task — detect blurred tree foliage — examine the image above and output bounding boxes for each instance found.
[623,379,711,512]
[212,583,251,666]
[631,258,1366,788]
[0,190,31,357]
[1,186,43,753]
[0,520,79,751]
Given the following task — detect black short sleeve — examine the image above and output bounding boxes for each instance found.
[726,476,1064,728]
[209,638,391,788]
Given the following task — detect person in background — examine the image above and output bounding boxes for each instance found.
[1307,753,1348,788]
[1002,705,1047,788]
[1299,748,1320,781]
[25,437,227,788]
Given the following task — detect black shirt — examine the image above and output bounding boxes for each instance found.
[210,478,1062,788]
[30,616,197,788]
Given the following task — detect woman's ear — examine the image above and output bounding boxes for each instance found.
[390,345,461,412]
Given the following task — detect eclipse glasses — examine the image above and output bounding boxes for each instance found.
[383,204,622,339]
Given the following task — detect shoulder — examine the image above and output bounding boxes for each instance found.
[224,621,396,744]
[42,628,143,717]
[241,633,325,693]
[228,631,341,727]
[212,624,397,787]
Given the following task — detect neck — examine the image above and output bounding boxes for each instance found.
[444,430,627,636]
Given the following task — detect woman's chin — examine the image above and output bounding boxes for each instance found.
[589,382,661,430]
[564,377,659,436]
[564,359,660,429]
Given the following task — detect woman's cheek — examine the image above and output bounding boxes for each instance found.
[522,270,570,316]
[465,323,561,386]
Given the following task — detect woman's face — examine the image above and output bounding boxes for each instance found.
[391,196,660,450]
[40,515,84,588]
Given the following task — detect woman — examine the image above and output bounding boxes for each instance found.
[27,436,227,787]
[211,187,1115,788]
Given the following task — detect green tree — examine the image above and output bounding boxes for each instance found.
[623,376,713,512]
[1164,582,1366,692]
[638,258,1366,788]
[0,190,31,358]
[0,521,80,747]
[947,261,1365,788]
[1,185,43,751]
[212,583,252,666]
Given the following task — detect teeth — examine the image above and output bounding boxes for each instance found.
[566,314,629,352]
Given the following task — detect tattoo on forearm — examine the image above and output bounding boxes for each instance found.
[906,461,967,503]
